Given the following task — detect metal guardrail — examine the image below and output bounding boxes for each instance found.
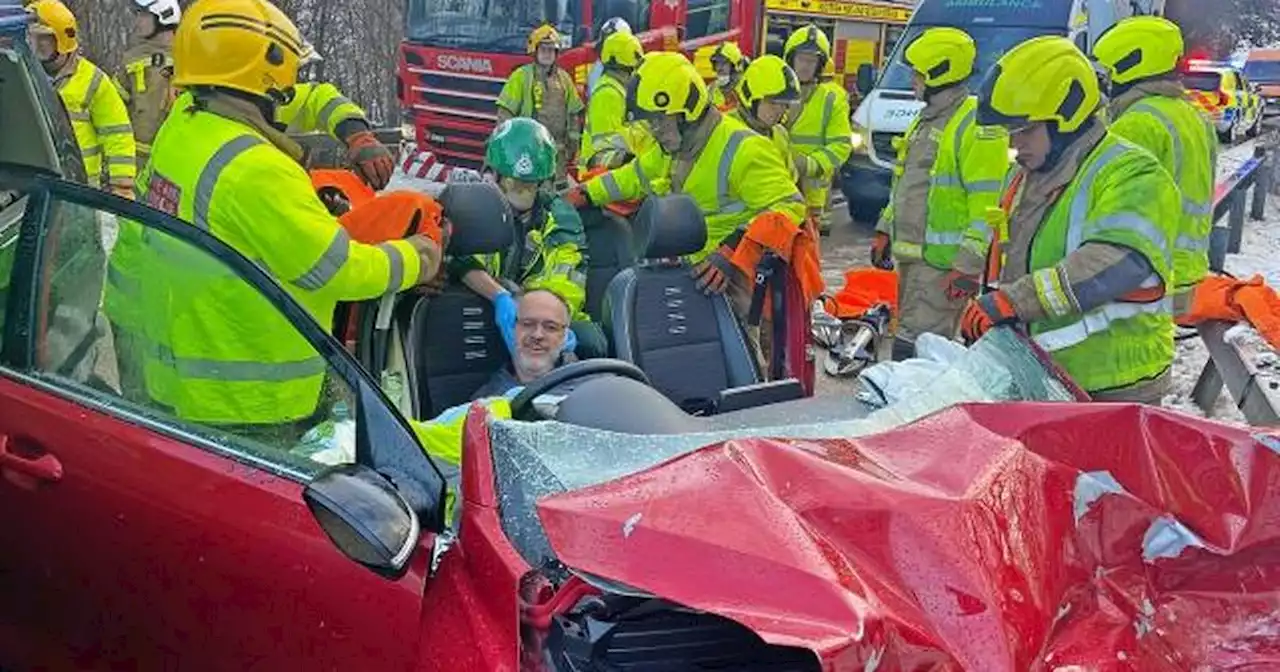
[1192,138,1280,426]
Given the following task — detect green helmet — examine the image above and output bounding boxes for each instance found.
[485,118,557,182]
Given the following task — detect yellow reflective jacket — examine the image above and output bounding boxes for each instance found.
[585,110,806,262]
[728,108,799,185]
[788,80,852,209]
[55,55,136,188]
[411,396,513,524]
[135,96,421,425]
[277,81,368,138]
[580,70,637,170]
[114,37,175,170]
[497,64,585,151]
[1109,84,1219,297]
[450,193,589,320]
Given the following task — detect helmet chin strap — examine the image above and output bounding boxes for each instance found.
[1038,117,1097,173]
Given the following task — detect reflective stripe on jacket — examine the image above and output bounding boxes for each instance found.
[885,94,1010,270]
[580,72,630,169]
[277,82,367,138]
[584,111,806,262]
[1110,91,1218,295]
[1016,133,1178,393]
[450,193,590,320]
[788,80,852,208]
[497,64,584,149]
[136,102,421,425]
[56,56,136,187]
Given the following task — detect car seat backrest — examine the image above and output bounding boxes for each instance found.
[603,195,759,413]
[582,207,636,324]
[406,286,509,418]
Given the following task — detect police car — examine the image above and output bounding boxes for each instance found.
[1182,60,1264,144]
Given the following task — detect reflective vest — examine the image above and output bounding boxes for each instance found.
[579,72,630,169]
[55,56,136,187]
[788,80,852,209]
[1017,134,1178,393]
[137,106,422,425]
[115,39,176,169]
[728,108,799,184]
[277,82,367,137]
[584,111,806,261]
[710,84,739,113]
[885,96,1010,270]
[1109,94,1219,295]
[496,65,584,149]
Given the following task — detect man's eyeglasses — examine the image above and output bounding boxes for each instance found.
[517,318,567,335]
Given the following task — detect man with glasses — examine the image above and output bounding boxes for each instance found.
[473,289,579,399]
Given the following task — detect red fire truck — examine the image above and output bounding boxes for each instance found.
[398,0,761,168]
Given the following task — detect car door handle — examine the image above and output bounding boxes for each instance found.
[0,435,63,483]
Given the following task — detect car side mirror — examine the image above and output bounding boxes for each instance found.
[856,64,877,96]
[303,463,421,579]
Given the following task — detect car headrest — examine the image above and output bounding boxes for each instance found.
[439,182,515,256]
[631,194,708,260]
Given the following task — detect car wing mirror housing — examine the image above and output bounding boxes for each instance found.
[303,463,421,579]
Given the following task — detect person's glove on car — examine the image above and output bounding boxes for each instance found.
[493,289,519,354]
[960,290,1018,343]
[942,270,981,300]
[345,130,395,190]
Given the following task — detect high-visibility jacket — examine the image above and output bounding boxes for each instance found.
[788,80,852,209]
[55,56,136,188]
[1109,89,1218,298]
[728,108,798,184]
[496,64,584,152]
[137,101,422,425]
[449,193,590,320]
[710,84,739,113]
[585,111,806,262]
[1007,132,1178,393]
[411,394,514,524]
[579,70,633,170]
[883,93,1010,270]
[277,82,367,137]
[114,37,175,170]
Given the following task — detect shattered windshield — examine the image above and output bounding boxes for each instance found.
[405,0,580,54]
[491,327,1079,570]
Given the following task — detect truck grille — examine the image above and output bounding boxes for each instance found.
[404,65,503,168]
[408,67,504,120]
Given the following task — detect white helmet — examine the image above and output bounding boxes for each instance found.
[300,39,323,66]
[133,0,181,27]
[600,17,632,39]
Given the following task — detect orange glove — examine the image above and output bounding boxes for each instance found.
[344,131,395,190]
[561,185,592,209]
[870,232,893,270]
[960,290,1018,343]
[942,270,980,300]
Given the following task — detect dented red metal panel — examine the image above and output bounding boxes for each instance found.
[538,403,1280,671]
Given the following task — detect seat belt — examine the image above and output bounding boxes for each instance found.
[746,252,788,379]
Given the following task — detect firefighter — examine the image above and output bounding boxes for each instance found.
[784,24,852,235]
[876,27,1012,360]
[457,118,601,357]
[133,0,445,434]
[561,52,814,366]
[496,24,585,184]
[732,55,803,185]
[963,36,1180,403]
[116,0,180,172]
[587,17,631,97]
[1092,16,1218,318]
[709,41,748,112]
[579,29,644,172]
[27,0,136,197]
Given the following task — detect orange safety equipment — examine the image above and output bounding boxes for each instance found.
[310,169,445,246]
[829,267,899,320]
[1179,275,1280,350]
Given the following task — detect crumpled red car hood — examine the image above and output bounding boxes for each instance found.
[536,403,1280,671]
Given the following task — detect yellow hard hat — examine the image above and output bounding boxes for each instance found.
[173,0,304,101]
[737,55,801,109]
[710,41,746,71]
[1092,16,1184,87]
[626,51,708,123]
[600,30,643,70]
[783,25,831,64]
[26,0,78,54]
[977,35,1101,134]
[528,24,563,55]
[904,27,976,89]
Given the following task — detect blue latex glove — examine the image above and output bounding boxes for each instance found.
[493,290,518,354]
[561,326,578,356]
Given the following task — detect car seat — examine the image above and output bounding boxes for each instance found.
[581,206,636,324]
[602,195,760,413]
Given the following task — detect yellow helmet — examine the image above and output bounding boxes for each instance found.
[626,51,708,123]
[1092,16,1184,87]
[173,0,304,101]
[528,24,563,55]
[600,30,643,70]
[783,25,831,65]
[26,0,78,54]
[977,36,1101,134]
[904,27,976,89]
[737,55,801,110]
[710,41,746,71]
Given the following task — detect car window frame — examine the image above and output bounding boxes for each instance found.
[0,164,449,529]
